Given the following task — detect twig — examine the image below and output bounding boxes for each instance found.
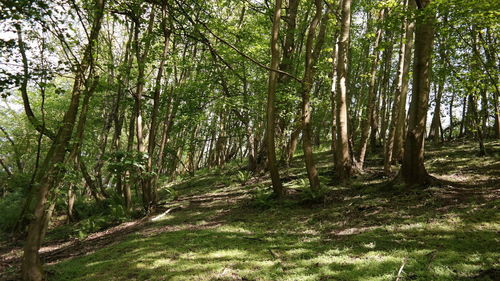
[151,207,178,221]
[396,258,407,281]
[268,248,280,260]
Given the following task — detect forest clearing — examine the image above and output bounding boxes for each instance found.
[0,0,499,280]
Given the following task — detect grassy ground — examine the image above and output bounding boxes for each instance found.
[2,141,500,280]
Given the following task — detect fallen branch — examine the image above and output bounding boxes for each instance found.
[151,207,180,221]
[396,258,407,281]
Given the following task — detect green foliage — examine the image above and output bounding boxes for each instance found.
[106,151,148,175]
[248,184,275,209]
[293,178,327,204]
[49,197,131,240]
[219,175,234,187]
[162,186,179,201]
[235,170,252,185]
[0,191,23,233]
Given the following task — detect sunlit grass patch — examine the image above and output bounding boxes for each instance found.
[47,141,500,281]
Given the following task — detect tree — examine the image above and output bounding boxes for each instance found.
[300,0,327,191]
[334,0,353,180]
[400,0,434,186]
[266,0,285,198]
[21,0,106,279]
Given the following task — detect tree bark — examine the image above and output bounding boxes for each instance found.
[357,9,385,170]
[22,1,105,280]
[335,0,353,180]
[392,0,416,162]
[300,0,326,191]
[428,82,444,142]
[133,10,155,211]
[146,5,171,209]
[400,0,434,186]
[266,0,285,198]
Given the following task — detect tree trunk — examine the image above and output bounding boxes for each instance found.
[428,82,444,142]
[357,9,385,170]
[300,0,326,191]
[266,0,285,197]
[22,1,105,280]
[469,94,486,156]
[459,96,467,138]
[448,91,454,140]
[392,0,416,162]
[494,91,500,139]
[133,11,155,211]
[400,0,434,186]
[330,38,339,154]
[335,0,353,180]
[146,6,171,209]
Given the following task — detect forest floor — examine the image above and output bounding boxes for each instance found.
[1,140,499,281]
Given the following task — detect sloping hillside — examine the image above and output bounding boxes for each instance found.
[1,141,499,281]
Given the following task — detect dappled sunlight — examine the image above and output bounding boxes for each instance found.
[29,141,497,281]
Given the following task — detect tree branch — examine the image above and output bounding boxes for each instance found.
[172,0,303,84]
[15,24,56,141]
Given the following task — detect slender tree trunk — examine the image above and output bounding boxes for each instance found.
[428,82,444,142]
[331,39,339,154]
[481,90,489,138]
[448,92,454,140]
[133,11,155,211]
[469,94,486,156]
[22,1,105,280]
[428,38,447,143]
[66,184,75,223]
[146,6,171,208]
[266,0,285,197]
[459,96,467,138]
[393,0,416,162]
[357,9,385,169]
[400,0,434,186]
[300,0,326,191]
[494,91,500,139]
[285,124,301,165]
[280,0,300,166]
[379,30,394,150]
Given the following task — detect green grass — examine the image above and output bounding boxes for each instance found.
[44,140,500,280]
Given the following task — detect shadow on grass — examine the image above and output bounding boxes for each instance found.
[41,140,500,281]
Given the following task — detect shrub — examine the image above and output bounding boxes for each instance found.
[0,191,23,234]
[236,170,252,185]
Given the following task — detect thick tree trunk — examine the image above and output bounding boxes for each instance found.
[400,0,434,186]
[335,0,353,180]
